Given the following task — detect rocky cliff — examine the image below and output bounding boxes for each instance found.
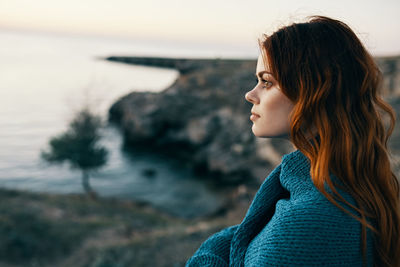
[107,55,400,185]
[375,55,400,97]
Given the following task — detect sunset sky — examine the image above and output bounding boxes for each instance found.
[1,0,399,56]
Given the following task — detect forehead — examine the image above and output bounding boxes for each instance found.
[256,54,269,73]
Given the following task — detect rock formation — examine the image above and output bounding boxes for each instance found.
[375,55,400,97]
[107,55,400,185]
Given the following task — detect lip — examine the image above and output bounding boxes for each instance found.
[250,112,260,121]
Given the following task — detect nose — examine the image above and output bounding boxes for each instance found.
[245,88,259,104]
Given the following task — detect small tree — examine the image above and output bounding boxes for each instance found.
[41,107,108,198]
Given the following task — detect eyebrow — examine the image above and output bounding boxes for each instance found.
[255,71,273,78]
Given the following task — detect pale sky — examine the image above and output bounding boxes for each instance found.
[0,0,399,56]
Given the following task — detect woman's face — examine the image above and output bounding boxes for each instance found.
[245,53,295,138]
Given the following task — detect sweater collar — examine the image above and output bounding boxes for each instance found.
[229,149,312,267]
[280,149,314,195]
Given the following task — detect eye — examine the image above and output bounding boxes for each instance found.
[261,79,273,88]
[256,78,273,89]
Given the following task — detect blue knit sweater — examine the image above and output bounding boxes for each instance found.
[186,149,375,266]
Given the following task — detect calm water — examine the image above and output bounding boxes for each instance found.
[0,29,257,218]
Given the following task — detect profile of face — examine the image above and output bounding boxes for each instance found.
[245,53,295,139]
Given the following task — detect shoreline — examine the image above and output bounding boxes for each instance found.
[106,55,400,187]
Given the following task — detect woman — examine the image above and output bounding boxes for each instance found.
[185,16,400,267]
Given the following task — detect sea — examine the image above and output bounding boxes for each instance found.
[0,29,257,218]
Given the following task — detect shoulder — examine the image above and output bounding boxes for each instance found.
[243,149,374,265]
[244,197,371,266]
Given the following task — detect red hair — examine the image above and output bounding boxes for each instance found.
[259,15,400,267]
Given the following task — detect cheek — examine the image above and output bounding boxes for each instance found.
[261,93,286,113]
[260,93,294,121]
[252,91,295,137]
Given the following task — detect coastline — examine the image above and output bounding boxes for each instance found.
[107,56,297,187]
[106,55,400,187]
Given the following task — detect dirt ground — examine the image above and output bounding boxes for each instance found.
[0,185,256,267]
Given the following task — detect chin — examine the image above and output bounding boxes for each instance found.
[252,127,290,139]
[252,130,272,138]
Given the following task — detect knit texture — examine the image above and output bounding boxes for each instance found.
[185,149,375,267]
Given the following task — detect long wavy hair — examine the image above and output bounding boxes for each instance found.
[258,15,400,267]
